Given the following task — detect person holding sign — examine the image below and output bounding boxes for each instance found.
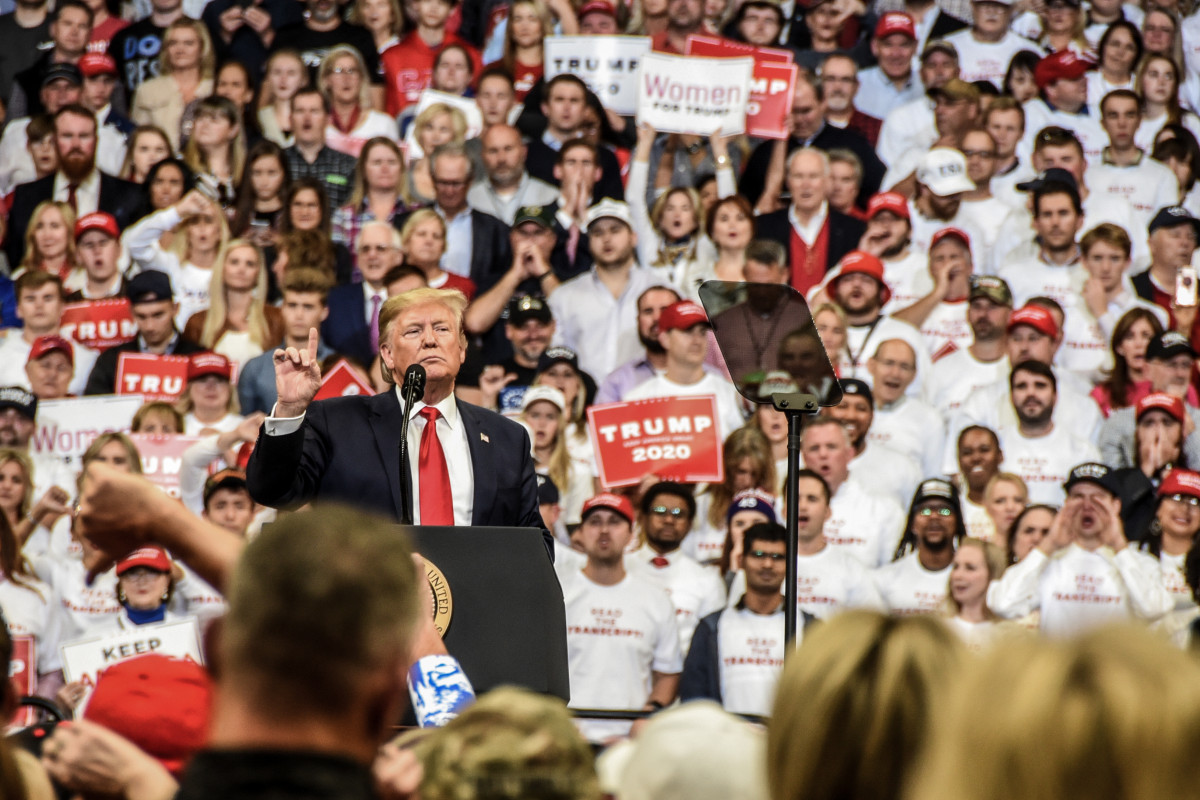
[247,287,547,547]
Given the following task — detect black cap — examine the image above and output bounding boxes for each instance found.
[203,468,249,504]
[1146,331,1198,361]
[536,473,560,505]
[513,206,555,229]
[125,270,174,304]
[1148,206,1200,236]
[507,295,553,325]
[911,477,959,508]
[42,63,82,88]
[0,386,36,419]
[1063,462,1117,496]
[839,378,874,406]
[538,346,580,373]
[1016,168,1079,193]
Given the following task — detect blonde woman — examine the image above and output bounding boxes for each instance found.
[407,103,468,203]
[982,472,1028,547]
[399,210,476,299]
[320,46,399,158]
[13,201,76,283]
[812,301,851,376]
[350,0,404,53]
[183,239,283,366]
[118,125,173,183]
[520,385,590,530]
[177,352,243,435]
[332,137,414,251]
[125,188,231,327]
[131,18,215,150]
[497,0,578,99]
[257,50,308,147]
[945,537,1009,652]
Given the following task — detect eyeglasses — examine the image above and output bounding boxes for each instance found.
[331,66,360,75]
[432,178,469,188]
[875,358,915,373]
[917,507,954,517]
[746,550,787,562]
[1166,493,1200,507]
[358,244,395,254]
[650,505,688,518]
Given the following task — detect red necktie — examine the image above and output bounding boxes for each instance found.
[66,183,78,214]
[650,556,669,568]
[368,293,382,352]
[418,407,453,525]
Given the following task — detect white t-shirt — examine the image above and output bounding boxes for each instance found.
[988,544,1174,636]
[957,196,1013,260]
[848,441,922,510]
[623,372,746,443]
[826,478,907,568]
[627,546,727,655]
[879,250,932,313]
[923,348,1008,424]
[916,299,973,361]
[873,552,952,616]
[943,29,1041,88]
[1020,98,1108,165]
[963,494,999,544]
[564,571,682,741]
[997,255,1087,309]
[0,575,61,674]
[870,395,947,477]
[31,555,120,646]
[715,603,786,717]
[183,411,243,437]
[877,98,935,168]
[0,332,101,397]
[843,315,933,398]
[992,191,1145,274]
[995,423,1100,505]
[793,543,886,617]
[1085,157,1180,230]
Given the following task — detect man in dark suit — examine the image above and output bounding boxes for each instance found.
[84,270,206,395]
[322,221,400,367]
[738,69,884,211]
[5,104,146,267]
[247,287,548,550]
[757,148,866,295]
[393,143,513,294]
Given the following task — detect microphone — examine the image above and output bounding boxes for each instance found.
[398,364,426,526]
[402,364,426,405]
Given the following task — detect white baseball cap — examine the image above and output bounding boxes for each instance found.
[586,198,634,229]
[521,384,567,413]
[916,147,975,197]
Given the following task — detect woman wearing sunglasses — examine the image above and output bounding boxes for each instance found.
[874,479,967,616]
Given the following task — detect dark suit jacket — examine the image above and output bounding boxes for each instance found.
[393,207,513,293]
[524,138,625,204]
[84,335,207,396]
[6,172,148,266]
[246,391,550,549]
[756,207,866,280]
[321,283,375,367]
[738,127,884,210]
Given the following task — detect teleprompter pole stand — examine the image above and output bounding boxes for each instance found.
[772,391,820,645]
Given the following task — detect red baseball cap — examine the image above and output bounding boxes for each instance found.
[582,492,635,524]
[1159,468,1200,498]
[866,191,910,220]
[75,211,119,241]
[27,334,74,365]
[78,51,118,77]
[658,300,709,333]
[1034,51,1093,90]
[84,654,212,777]
[831,251,892,305]
[116,545,172,575]
[1007,305,1058,339]
[1136,391,1186,423]
[874,11,916,39]
[579,0,616,17]
[187,352,233,382]
[930,226,971,251]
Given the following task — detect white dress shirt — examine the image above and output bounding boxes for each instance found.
[263,388,475,526]
[53,169,101,217]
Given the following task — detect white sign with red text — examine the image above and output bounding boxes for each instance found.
[636,52,753,136]
[30,395,144,469]
[62,619,204,711]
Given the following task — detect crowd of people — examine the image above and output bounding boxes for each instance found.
[5,0,1200,793]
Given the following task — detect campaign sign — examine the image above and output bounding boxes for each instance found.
[31,395,145,469]
[116,353,190,402]
[60,299,137,350]
[314,359,375,401]
[8,636,34,728]
[636,52,754,136]
[685,35,798,140]
[544,35,652,115]
[587,396,723,487]
[61,619,204,710]
[130,433,205,498]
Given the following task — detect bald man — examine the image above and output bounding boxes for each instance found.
[468,124,561,225]
[866,338,946,476]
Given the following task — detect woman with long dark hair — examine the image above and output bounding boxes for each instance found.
[1090,307,1167,415]
[231,141,291,249]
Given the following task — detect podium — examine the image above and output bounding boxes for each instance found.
[407,525,570,700]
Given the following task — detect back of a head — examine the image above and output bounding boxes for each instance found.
[768,611,964,800]
[221,506,419,717]
[909,625,1200,800]
[417,686,599,800]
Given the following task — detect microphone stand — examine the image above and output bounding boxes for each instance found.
[398,366,426,525]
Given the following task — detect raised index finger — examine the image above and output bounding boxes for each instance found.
[307,326,319,358]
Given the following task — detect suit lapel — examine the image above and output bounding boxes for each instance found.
[458,400,496,525]
[366,390,407,520]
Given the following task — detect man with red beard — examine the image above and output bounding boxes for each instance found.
[5,104,145,267]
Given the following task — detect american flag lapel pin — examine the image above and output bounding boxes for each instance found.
[480,432,490,443]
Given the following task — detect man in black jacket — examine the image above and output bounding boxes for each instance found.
[6,105,146,267]
[84,271,206,395]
